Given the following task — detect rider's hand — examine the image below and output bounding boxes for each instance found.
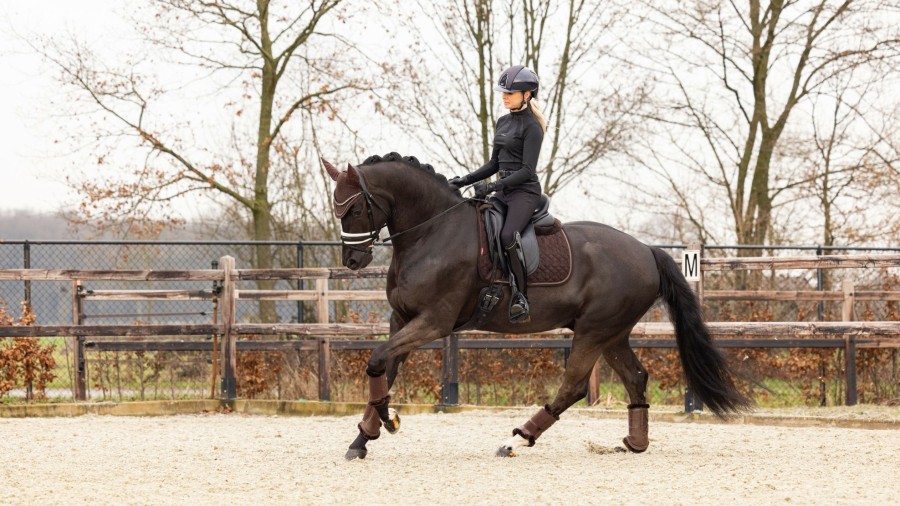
[473,181,499,198]
[448,176,467,191]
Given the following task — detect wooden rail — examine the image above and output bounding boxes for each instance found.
[704,290,900,301]
[7,321,900,339]
[0,269,224,281]
[79,336,897,352]
[4,252,900,406]
[700,254,900,271]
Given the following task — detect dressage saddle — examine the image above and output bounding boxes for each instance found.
[482,193,555,276]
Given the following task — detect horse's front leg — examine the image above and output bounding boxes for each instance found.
[360,313,408,439]
[345,317,445,460]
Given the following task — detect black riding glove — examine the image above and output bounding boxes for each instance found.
[448,176,469,191]
[473,181,501,198]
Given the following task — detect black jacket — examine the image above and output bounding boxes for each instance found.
[466,107,543,192]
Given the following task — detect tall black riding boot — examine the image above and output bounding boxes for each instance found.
[505,234,530,324]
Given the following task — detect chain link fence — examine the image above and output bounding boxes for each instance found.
[698,246,900,407]
[1,241,899,407]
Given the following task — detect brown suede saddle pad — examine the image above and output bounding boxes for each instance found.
[477,208,573,286]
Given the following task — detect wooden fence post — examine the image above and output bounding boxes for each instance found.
[587,363,600,406]
[842,279,855,322]
[842,279,857,406]
[71,280,86,401]
[441,333,459,405]
[219,256,237,400]
[316,278,329,323]
[314,278,330,401]
[318,338,331,401]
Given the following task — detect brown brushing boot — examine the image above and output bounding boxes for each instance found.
[497,405,559,457]
[623,403,650,453]
[346,374,391,460]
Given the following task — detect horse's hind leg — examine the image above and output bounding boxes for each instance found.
[601,338,650,452]
[496,333,606,457]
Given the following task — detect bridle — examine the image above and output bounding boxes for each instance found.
[337,168,391,253]
[337,167,473,251]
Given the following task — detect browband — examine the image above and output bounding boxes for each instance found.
[334,192,362,218]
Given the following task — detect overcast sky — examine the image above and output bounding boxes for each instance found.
[5,2,896,246]
[0,2,117,214]
[0,2,590,226]
[0,2,393,215]
[0,2,469,219]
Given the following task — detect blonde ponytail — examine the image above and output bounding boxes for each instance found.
[529,99,547,133]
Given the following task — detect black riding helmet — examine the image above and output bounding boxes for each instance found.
[494,65,540,100]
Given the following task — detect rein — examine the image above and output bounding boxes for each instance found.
[338,168,476,250]
[382,199,471,243]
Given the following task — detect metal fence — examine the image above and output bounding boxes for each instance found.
[1,241,899,407]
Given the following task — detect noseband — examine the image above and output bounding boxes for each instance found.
[337,170,390,252]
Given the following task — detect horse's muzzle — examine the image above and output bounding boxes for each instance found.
[343,248,373,270]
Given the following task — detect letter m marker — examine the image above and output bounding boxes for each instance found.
[682,250,700,282]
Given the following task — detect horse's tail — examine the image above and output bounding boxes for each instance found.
[651,247,753,417]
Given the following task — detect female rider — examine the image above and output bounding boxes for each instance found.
[449,65,547,323]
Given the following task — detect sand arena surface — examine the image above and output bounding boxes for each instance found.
[2,409,899,505]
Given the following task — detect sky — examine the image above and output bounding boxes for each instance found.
[0,1,125,214]
[0,2,602,232]
[0,2,443,220]
[7,2,894,245]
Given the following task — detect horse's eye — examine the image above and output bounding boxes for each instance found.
[351,207,362,217]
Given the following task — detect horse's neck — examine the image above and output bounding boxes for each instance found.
[390,200,474,263]
[375,172,456,233]
[380,178,467,249]
[387,194,461,237]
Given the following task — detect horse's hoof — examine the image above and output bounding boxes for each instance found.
[622,436,648,453]
[345,448,368,460]
[495,445,517,458]
[384,408,401,434]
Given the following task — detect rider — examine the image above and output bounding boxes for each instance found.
[448,65,547,323]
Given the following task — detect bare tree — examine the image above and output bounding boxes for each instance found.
[805,82,900,245]
[35,0,375,320]
[631,0,900,246]
[383,0,648,197]
[379,0,498,173]
[519,0,650,195]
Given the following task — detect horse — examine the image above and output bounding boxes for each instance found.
[322,152,751,460]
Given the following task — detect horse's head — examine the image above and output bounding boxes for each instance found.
[323,158,390,270]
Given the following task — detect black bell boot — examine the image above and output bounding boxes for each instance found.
[505,235,530,323]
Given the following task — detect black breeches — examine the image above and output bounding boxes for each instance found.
[497,190,541,248]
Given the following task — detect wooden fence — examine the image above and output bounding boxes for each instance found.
[3,251,900,406]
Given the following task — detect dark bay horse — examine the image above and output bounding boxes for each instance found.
[323,153,750,460]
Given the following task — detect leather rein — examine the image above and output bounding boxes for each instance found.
[337,170,473,251]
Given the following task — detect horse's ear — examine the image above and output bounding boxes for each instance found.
[346,163,361,187]
[322,158,341,181]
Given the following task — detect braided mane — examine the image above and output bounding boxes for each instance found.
[360,152,461,197]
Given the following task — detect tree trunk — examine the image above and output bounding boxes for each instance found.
[254,6,278,323]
